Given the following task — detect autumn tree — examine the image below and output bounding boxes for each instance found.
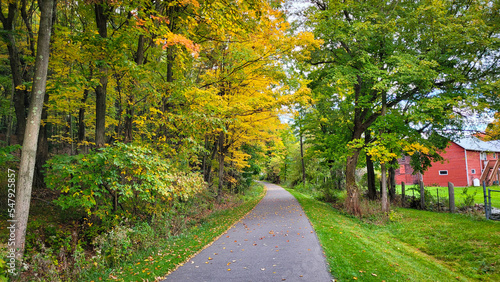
[13,0,55,263]
[0,0,37,144]
[485,112,500,140]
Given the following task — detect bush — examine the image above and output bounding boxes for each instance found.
[45,143,206,221]
[0,143,20,169]
[93,225,133,267]
[460,187,477,208]
[0,257,7,282]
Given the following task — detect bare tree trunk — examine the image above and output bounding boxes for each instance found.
[94,2,108,147]
[345,150,361,216]
[381,163,389,212]
[365,131,376,200]
[6,84,14,145]
[380,91,389,212]
[203,136,218,183]
[0,2,30,144]
[77,89,89,153]
[300,132,306,188]
[34,92,49,188]
[14,0,54,263]
[124,35,146,143]
[216,131,225,202]
[388,161,396,201]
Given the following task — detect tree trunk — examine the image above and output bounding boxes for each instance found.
[14,0,54,262]
[380,91,389,212]
[300,132,306,188]
[216,131,225,202]
[420,180,425,209]
[203,137,218,183]
[365,131,376,200]
[124,35,146,143]
[388,161,396,201]
[77,89,89,153]
[345,150,361,216]
[0,2,29,144]
[381,163,389,212]
[94,2,108,147]
[401,182,406,207]
[34,92,49,189]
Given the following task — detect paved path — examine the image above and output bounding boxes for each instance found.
[164,182,332,282]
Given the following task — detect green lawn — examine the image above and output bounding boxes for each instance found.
[396,185,500,208]
[287,188,500,282]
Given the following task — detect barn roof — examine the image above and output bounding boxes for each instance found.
[455,137,500,152]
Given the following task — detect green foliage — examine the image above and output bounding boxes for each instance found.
[0,258,7,282]
[45,143,205,220]
[93,225,133,267]
[295,0,500,212]
[80,182,266,281]
[0,143,20,169]
[460,187,478,208]
[388,210,403,222]
[289,188,500,281]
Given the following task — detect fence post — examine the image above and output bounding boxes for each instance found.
[401,182,406,207]
[488,189,492,219]
[448,182,455,213]
[437,188,440,211]
[420,181,425,210]
[483,181,489,220]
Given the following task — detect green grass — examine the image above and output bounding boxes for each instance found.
[397,185,500,208]
[287,188,500,282]
[81,183,266,282]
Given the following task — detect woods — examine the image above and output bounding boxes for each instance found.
[0,0,318,279]
[293,0,500,214]
[1,0,499,280]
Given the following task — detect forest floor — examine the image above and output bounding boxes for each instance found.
[164,182,332,281]
[0,183,267,281]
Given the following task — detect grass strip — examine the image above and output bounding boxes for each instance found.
[396,185,500,208]
[386,209,500,281]
[82,183,266,282]
[287,188,500,282]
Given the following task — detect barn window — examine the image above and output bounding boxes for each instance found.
[471,169,476,174]
[439,170,448,175]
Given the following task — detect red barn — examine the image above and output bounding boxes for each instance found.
[396,137,500,187]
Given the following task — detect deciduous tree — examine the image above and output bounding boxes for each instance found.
[305,0,500,215]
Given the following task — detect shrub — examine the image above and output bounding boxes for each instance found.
[45,143,206,221]
[0,143,20,169]
[460,187,477,208]
[93,225,133,267]
[0,257,7,282]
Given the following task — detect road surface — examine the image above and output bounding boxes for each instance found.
[164,182,332,282]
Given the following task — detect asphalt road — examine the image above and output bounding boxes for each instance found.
[164,182,333,282]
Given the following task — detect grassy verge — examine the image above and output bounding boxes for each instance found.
[396,185,500,208]
[81,183,266,282]
[287,188,500,282]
